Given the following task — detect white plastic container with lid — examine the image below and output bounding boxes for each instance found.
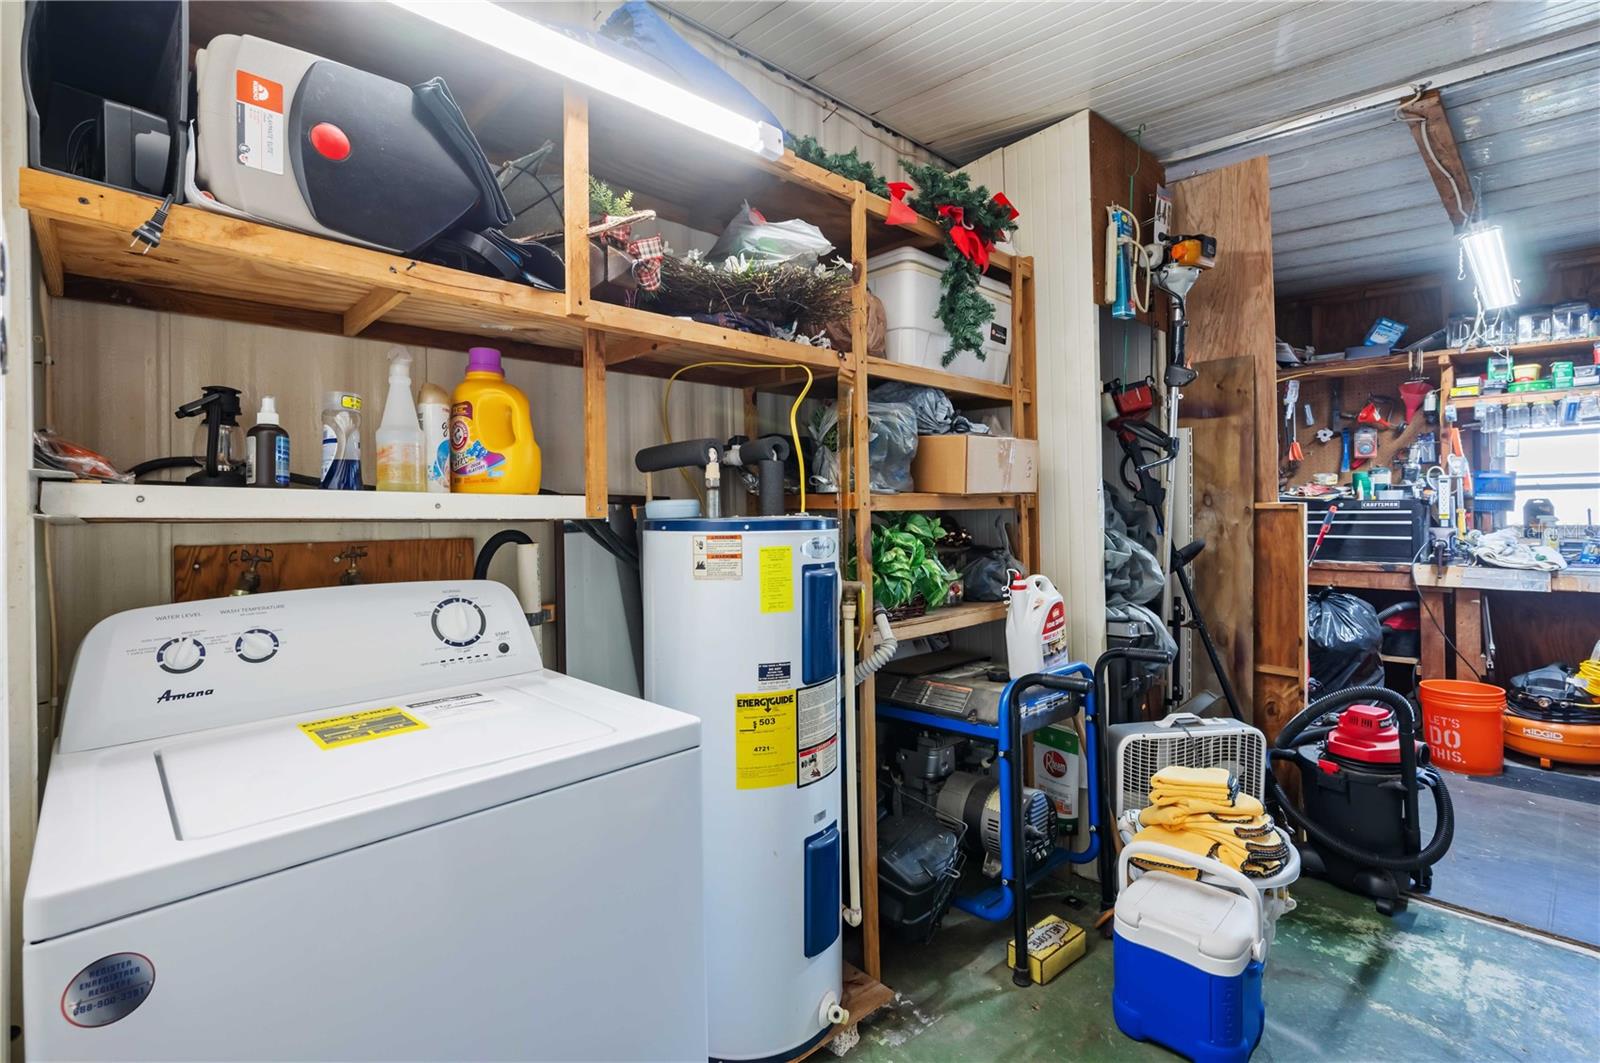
[866,246,1013,383]
[418,381,452,493]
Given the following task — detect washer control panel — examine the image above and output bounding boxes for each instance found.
[62,581,539,753]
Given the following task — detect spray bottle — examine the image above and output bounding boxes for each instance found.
[376,347,425,492]
[1006,570,1069,678]
[245,395,290,487]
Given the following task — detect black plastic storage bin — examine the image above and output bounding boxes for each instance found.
[877,812,961,943]
[23,0,188,197]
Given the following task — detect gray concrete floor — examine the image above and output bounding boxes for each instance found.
[845,876,1600,1062]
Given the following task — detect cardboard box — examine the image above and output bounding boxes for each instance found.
[911,435,1038,494]
[1007,915,1087,985]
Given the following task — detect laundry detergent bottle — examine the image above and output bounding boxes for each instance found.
[1006,570,1069,678]
[450,347,540,493]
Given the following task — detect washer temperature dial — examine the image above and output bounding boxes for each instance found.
[235,628,280,664]
[432,597,486,647]
[156,637,205,674]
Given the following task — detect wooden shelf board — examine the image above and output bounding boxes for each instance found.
[862,192,1014,276]
[1279,351,1439,381]
[1454,337,1596,360]
[1450,386,1592,410]
[871,492,1023,511]
[1380,654,1421,666]
[22,169,588,352]
[38,481,588,524]
[588,303,847,380]
[887,600,1007,641]
[865,356,1014,404]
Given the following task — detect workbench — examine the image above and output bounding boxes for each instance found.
[1309,561,1600,684]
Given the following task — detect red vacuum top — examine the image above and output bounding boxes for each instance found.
[1325,704,1403,764]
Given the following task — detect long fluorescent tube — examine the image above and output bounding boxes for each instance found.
[1459,224,1518,311]
[388,0,783,160]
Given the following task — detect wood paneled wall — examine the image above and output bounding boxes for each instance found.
[1171,156,1282,721]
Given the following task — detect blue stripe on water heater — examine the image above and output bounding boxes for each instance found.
[801,564,838,685]
[803,822,841,958]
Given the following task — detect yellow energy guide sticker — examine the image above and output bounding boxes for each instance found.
[759,545,794,613]
[735,690,796,788]
[299,707,428,749]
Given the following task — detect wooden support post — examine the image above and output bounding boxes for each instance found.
[743,387,760,442]
[1012,258,1040,570]
[583,330,607,518]
[1399,89,1476,228]
[1419,588,1450,681]
[1453,590,1484,681]
[342,286,407,336]
[32,216,64,297]
[563,86,590,319]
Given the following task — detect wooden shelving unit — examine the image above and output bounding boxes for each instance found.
[19,8,1039,1033]
[1452,386,1590,410]
[1279,337,1595,383]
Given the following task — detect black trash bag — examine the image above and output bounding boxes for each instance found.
[1307,590,1384,696]
[961,547,1018,601]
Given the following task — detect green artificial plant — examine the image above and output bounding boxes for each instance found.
[588,176,635,219]
[849,513,957,611]
[787,135,891,197]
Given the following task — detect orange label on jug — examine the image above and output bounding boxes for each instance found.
[235,70,283,113]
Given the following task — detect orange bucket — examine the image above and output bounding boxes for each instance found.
[1418,680,1506,775]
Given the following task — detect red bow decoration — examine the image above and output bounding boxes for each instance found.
[884,181,917,226]
[938,204,990,271]
[992,192,1019,223]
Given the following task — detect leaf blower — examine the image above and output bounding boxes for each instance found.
[1267,685,1454,916]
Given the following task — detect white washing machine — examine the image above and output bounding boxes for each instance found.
[23,581,706,1062]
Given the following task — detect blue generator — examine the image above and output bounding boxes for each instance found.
[1113,842,1266,1063]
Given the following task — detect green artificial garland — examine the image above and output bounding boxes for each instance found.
[783,140,1020,366]
[899,160,1019,365]
[787,135,891,197]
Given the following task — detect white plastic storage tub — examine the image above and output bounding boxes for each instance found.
[866,247,1012,383]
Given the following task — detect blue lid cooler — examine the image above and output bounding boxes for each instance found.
[1113,842,1267,1063]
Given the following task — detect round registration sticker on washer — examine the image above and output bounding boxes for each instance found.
[61,953,155,1027]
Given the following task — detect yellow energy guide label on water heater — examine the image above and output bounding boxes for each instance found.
[735,690,797,788]
[298,707,428,749]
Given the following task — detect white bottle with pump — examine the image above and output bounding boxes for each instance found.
[1005,569,1069,678]
[376,347,425,492]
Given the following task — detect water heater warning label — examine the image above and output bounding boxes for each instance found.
[734,690,796,789]
[759,546,794,612]
[797,678,839,788]
[693,534,743,580]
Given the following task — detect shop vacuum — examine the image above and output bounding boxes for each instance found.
[1268,686,1455,915]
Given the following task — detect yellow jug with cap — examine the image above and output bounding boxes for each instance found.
[449,347,540,493]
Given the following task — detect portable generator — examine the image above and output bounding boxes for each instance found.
[1269,686,1455,916]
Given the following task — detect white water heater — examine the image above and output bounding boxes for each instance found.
[642,515,845,1061]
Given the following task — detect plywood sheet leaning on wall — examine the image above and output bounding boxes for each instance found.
[1171,156,1278,721]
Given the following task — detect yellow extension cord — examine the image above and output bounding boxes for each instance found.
[660,359,814,514]
[1578,659,1600,697]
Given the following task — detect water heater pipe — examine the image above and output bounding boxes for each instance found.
[840,587,863,928]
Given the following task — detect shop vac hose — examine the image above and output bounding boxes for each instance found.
[1267,685,1455,873]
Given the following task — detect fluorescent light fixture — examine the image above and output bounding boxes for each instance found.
[388,0,783,160]
[1459,223,1518,311]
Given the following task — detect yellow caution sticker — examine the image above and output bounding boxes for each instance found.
[299,707,427,750]
[759,545,794,613]
[735,690,796,789]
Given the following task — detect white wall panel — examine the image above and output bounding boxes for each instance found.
[967,114,1106,663]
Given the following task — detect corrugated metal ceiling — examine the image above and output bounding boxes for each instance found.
[665,1,1599,294]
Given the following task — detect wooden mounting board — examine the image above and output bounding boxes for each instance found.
[174,537,473,601]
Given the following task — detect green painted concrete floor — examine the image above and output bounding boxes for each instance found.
[846,877,1600,1062]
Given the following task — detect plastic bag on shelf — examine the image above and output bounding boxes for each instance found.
[807,401,918,494]
[33,430,133,483]
[708,201,833,266]
[869,381,991,435]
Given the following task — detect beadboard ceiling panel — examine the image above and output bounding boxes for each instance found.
[666,1,1598,294]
